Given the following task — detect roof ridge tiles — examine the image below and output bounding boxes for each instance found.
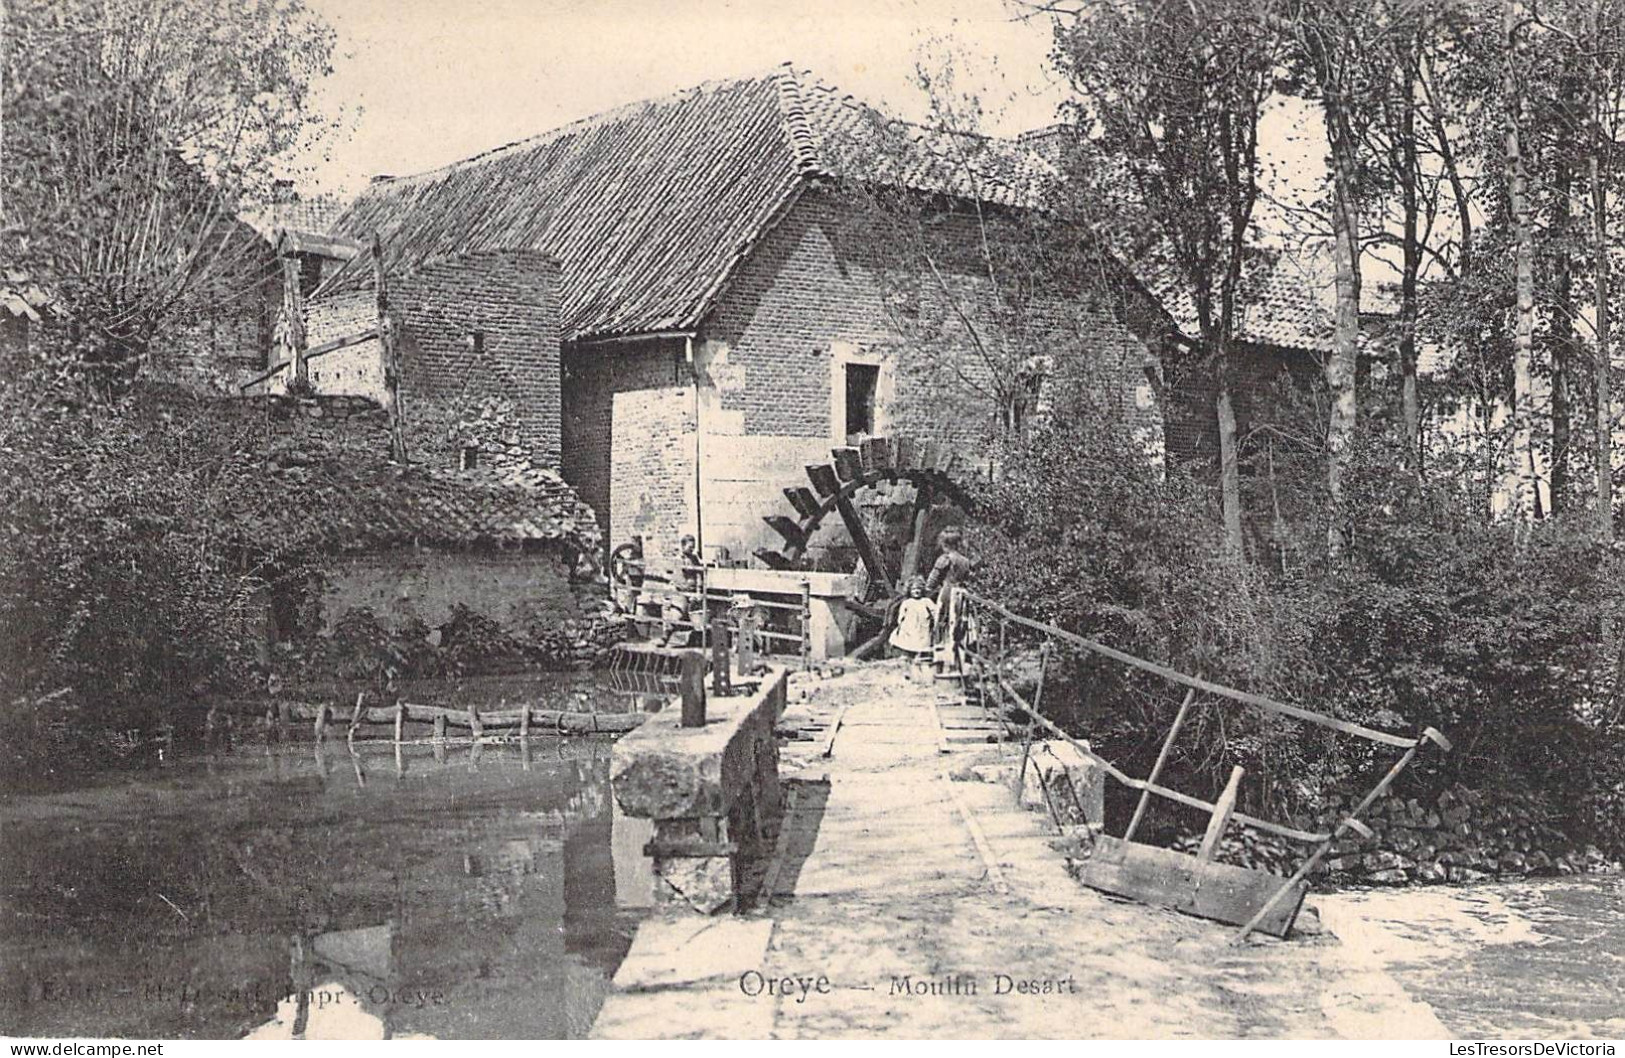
[375,64,809,190]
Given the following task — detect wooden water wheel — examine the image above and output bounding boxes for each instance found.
[754,435,975,604]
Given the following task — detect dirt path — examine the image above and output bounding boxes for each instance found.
[593,661,1449,1039]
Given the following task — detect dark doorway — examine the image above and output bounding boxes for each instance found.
[845,362,879,440]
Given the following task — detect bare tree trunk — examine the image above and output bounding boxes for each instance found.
[1325,107,1362,558]
[1594,96,1615,541]
[1552,148,1575,514]
[1216,362,1245,557]
[1506,0,1539,520]
[1399,65,1423,463]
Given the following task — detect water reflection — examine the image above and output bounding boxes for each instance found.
[0,734,649,1039]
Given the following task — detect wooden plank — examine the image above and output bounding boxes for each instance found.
[784,486,822,520]
[894,436,920,470]
[918,440,941,473]
[753,549,795,570]
[1124,687,1197,842]
[1076,836,1307,939]
[860,436,893,473]
[832,447,864,482]
[806,462,842,498]
[1198,765,1244,862]
[942,771,1009,894]
[898,478,935,586]
[764,514,809,551]
[834,494,892,597]
[820,703,852,758]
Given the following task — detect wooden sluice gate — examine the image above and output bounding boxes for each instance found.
[956,589,1452,942]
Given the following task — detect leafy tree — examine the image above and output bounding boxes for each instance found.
[1,0,336,390]
[1051,0,1285,557]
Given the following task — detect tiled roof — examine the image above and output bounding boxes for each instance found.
[244,456,601,554]
[243,197,348,242]
[1155,248,1397,355]
[322,65,1053,342]
[211,396,601,554]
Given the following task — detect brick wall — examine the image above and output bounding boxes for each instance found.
[609,385,695,567]
[561,338,684,537]
[281,251,564,471]
[395,250,562,467]
[700,189,1161,454]
[321,546,590,633]
[689,188,1164,561]
[149,245,280,393]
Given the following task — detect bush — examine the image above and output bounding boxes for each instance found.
[968,378,1625,836]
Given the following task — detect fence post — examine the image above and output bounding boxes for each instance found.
[680,650,707,727]
[711,622,732,698]
[1017,642,1050,791]
[697,565,708,651]
[1123,686,1197,844]
[800,579,812,670]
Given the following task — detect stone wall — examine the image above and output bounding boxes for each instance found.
[148,246,281,393]
[684,189,1164,562]
[1173,783,1617,885]
[321,547,587,633]
[312,545,619,671]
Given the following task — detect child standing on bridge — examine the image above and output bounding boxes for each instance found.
[889,577,937,681]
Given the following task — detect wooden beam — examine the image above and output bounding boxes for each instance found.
[806,462,842,498]
[860,436,892,473]
[764,514,809,551]
[784,486,822,520]
[373,233,407,463]
[1124,687,1196,843]
[1198,765,1244,863]
[753,548,795,570]
[972,595,1424,749]
[304,328,381,362]
[831,447,864,483]
[898,479,935,585]
[835,493,893,598]
[1233,729,1440,943]
[1077,835,1307,939]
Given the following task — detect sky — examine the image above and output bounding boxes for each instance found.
[299,0,1072,197]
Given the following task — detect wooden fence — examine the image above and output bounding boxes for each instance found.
[958,589,1451,942]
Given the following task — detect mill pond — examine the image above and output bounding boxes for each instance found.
[0,674,660,1040]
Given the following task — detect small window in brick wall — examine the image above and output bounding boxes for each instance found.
[470,330,485,356]
[845,362,880,440]
[460,446,481,470]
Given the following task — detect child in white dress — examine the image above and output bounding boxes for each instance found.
[889,577,938,681]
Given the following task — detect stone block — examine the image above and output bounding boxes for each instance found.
[611,667,790,912]
[1016,740,1106,826]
